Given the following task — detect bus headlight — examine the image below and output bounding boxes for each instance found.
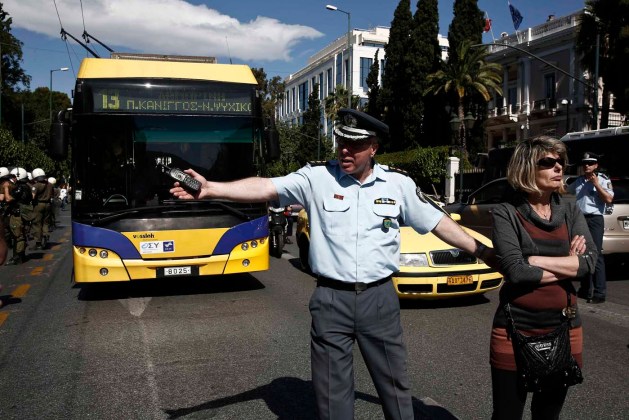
[88,249,97,257]
[241,243,249,251]
[242,259,250,267]
[250,240,258,248]
[99,250,109,258]
[99,268,109,276]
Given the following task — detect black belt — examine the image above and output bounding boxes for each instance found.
[316,276,391,292]
[584,214,603,218]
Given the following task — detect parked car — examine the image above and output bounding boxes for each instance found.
[296,193,504,299]
[444,177,629,263]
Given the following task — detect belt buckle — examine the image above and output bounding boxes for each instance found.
[355,282,367,293]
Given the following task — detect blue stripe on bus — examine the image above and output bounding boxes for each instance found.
[72,222,142,259]
[213,216,269,254]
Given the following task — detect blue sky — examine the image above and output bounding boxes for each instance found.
[5,0,584,98]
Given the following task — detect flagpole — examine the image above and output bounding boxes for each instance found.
[486,12,496,43]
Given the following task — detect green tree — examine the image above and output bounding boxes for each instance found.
[0,3,31,135]
[297,84,323,165]
[251,67,285,120]
[403,0,441,149]
[381,0,413,151]
[425,40,502,155]
[577,0,629,126]
[324,84,359,124]
[365,50,382,120]
[447,0,484,66]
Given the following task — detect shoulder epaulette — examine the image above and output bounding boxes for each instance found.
[308,160,329,167]
[599,172,609,179]
[383,165,408,176]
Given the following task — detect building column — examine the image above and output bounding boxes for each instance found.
[503,67,509,112]
[522,58,531,115]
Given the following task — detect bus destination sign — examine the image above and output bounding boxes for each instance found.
[92,86,252,115]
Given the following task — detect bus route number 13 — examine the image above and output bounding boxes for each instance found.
[101,90,120,110]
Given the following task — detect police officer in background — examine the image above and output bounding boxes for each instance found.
[567,152,614,304]
[4,167,34,264]
[170,109,496,420]
[0,167,12,265]
[31,168,54,249]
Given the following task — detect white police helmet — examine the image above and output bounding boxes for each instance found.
[10,167,28,181]
[48,177,57,185]
[0,166,10,179]
[27,172,32,180]
[32,168,46,179]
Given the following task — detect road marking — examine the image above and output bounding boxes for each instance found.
[118,297,152,317]
[30,267,44,276]
[43,254,54,261]
[0,311,9,327]
[12,284,31,298]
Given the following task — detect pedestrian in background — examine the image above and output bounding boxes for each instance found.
[567,152,614,304]
[31,168,53,249]
[170,108,495,420]
[490,137,597,419]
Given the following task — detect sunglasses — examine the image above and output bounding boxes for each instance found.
[537,157,565,168]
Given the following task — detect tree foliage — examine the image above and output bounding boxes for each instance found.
[297,85,323,165]
[577,0,629,123]
[381,0,413,151]
[365,49,383,120]
[447,0,484,67]
[251,67,285,121]
[425,40,502,154]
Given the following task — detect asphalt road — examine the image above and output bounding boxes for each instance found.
[0,213,628,419]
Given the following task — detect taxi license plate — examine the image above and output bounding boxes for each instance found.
[447,275,473,285]
[161,266,192,276]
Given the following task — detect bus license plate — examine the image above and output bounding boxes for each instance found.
[164,266,192,276]
[447,275,473,285]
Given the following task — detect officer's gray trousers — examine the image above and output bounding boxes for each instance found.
[309,280,413,420]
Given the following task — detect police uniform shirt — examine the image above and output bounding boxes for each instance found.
[567,173,614,216]
[271,160,444,283]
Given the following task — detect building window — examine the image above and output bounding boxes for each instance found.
[327,68,333,94]
[336,55,342,86]
[345,58,350,89]
[544,73,556,100]
[508,87,517,111]
[299,81,309,111]
[360,57,373,89]
[319,73,324,99]
[292,87,296,112]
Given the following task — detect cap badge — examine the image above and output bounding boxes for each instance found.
[343,113,358,128]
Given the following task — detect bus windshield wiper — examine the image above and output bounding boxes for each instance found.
[161,199,252,221]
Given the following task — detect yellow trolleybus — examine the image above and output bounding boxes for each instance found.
[52,54,279,282]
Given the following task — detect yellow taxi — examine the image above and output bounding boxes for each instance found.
[296,193,503,299]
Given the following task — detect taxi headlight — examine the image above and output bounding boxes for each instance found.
[399,253,429,267]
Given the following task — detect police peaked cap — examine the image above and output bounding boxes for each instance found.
[333,108,389,141]
[581,152,599,163]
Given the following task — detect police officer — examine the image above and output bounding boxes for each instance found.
[5,167,34,264]
[170,109,496,420]
[0,167,13,265]
[567,152,614,303]
[31,168,54,249]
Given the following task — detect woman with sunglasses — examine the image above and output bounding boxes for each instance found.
[489,136,597,420]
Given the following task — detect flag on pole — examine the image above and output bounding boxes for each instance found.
[509,1,523,30]
[483,17,492,33]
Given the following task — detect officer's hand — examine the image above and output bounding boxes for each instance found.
[480,246,499,270]
[169,169,208,200]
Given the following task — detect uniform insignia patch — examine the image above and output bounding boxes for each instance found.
[374,198,396,205]
[334,194,344,200]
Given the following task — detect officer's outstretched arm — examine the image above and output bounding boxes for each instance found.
[432,215,497,268]
[170,168,279,202]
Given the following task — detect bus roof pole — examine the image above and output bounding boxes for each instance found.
[60,28,100,58]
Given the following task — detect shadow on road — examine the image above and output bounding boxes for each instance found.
[163,376,458,419]
[75,273,265,301]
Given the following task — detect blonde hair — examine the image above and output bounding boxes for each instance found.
[507,136,568,195]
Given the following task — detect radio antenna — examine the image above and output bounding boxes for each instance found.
[225,37,233,64]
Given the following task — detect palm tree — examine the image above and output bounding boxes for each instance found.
[425,40,502,154]
[324,85,360,123]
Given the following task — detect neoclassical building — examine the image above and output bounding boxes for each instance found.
[484,10,623,149]
[276,26,449,144]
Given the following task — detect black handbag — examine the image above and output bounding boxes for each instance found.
[504,294,583,393]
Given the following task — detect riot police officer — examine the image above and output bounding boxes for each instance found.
[31,168,54,249]
[5,167,34,264]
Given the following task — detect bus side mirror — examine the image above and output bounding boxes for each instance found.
[50,110,69,159]
[264,117,280,162]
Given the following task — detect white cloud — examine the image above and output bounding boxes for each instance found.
[5,0,323,62]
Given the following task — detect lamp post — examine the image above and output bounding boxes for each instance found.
[326,4,351,108]
[50,67,69,121]
[561,99,571,133]
[449,114,463,202]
